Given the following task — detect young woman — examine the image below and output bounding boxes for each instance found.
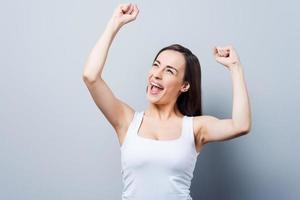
[83,3,252,200]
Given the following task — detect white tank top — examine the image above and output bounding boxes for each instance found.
[120,110,200,200]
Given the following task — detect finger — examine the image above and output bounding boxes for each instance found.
[221,48,230,53]
[213,47,218,56]
[126,3,132,13]
[225,50,230,56]
[221,49,229,56]
[218,48,225,56]
[221,46,235,57]
[219,49,224,56]
[120,3,131,13]
[217,47,224,55]
[222,49,229,57]
[217,46,228,51]
[132,4,139,18]
[128,4,134,14]
[130,4,136,14]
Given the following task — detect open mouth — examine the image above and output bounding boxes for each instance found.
[150,84,164,95]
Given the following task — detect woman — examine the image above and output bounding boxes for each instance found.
[83,3,252,200]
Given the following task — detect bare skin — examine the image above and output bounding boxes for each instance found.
[82,3,252,154]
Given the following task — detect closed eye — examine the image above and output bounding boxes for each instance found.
[153,64,174,74]
[167,69,174,74]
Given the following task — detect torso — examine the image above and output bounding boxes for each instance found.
[115,110,205,154]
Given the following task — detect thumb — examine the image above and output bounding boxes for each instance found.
[212,46,219,57]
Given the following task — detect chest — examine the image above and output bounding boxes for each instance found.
[137,117,184,141]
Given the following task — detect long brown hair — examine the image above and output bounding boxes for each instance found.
[149,44,202,116]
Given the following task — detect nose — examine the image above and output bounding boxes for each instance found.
[153,68,163,79]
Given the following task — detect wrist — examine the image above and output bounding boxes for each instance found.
[228,64,243,74]
[228,62,242,71]
[107,18,122,33]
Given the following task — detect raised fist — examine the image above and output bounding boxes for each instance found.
[213,45,241,68]
[111,3,139,28]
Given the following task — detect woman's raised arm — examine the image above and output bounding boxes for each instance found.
[198,45,252,145]
[82,3,139,138]
[83,3,139,81]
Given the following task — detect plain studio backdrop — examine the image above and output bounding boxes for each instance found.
[1,0,299,200]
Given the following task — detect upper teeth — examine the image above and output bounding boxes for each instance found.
[151,81,162,88]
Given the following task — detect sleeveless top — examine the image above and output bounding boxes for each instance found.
[120,110,200,200]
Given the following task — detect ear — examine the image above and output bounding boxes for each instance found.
[180,81,190,92]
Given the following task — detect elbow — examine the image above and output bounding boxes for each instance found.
[82,72,100,84]
[82,74,94,83]
[239,123,252,135]
[233,120,252,135]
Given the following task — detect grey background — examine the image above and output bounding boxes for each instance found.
[1,0,299,200]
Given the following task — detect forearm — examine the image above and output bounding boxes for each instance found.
[83,19,121,82]
[230,64,252,131]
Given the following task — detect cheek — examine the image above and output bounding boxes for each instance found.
[164,80,181,91]
[147,70,154,78]
[146,72,151,81]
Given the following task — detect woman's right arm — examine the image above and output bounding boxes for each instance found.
[82,3,139,136]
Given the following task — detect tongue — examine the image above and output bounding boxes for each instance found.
[152,86,163,94]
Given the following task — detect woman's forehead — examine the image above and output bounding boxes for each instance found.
[156,50,185,71]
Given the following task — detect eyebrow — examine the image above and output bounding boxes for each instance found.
[154,60,178,72]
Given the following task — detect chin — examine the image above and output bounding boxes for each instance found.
[146,87,165,102]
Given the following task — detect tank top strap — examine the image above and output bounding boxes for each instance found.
[185,116,195,141]
[126,111,143,137]
[182,115,195,147]
[120,111,141,149]
[131,111,144,135]
[180,115,191,140]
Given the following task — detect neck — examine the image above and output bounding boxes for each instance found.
[145,102,183,120]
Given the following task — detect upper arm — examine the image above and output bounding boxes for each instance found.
[82,76,135,132]
[199,115,250,145]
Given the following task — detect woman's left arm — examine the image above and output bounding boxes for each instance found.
[199,45,252,144]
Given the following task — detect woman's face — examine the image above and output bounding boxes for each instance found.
[146,50,189,104]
